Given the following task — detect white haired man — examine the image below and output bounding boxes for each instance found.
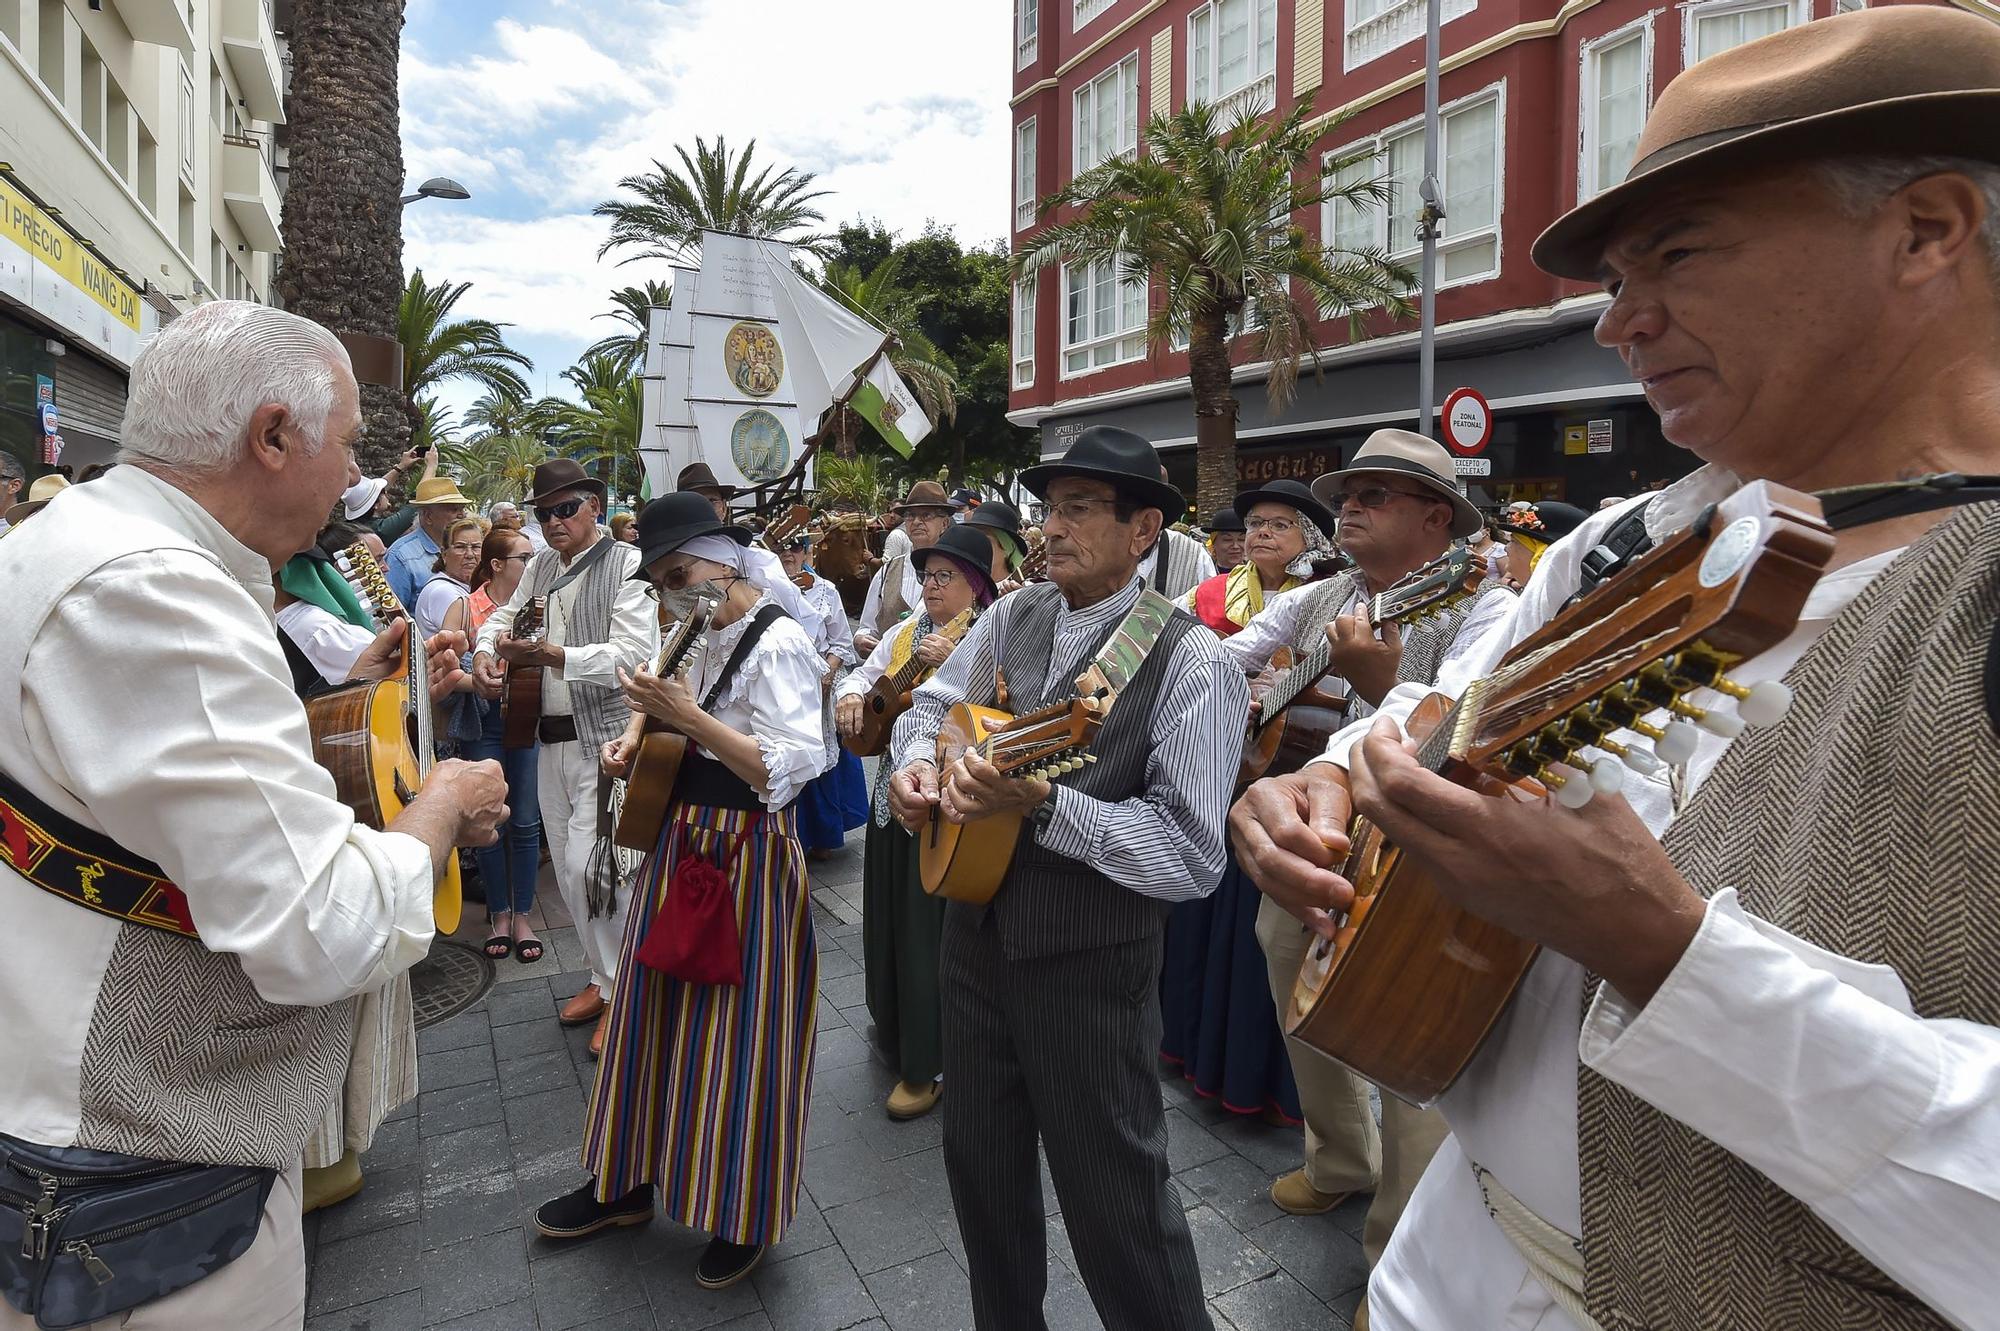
[0,301,508,1330]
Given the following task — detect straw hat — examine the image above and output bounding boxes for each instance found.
[5,473,69,525]
[410,476,474,507]
[1310,429,1483,539]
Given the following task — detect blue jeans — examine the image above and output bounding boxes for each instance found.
[462,703,542,917]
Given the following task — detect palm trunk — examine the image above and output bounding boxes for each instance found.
[1188,304,1240,521]
[277,0,409,476]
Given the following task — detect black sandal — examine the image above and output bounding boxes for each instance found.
[514,936,544,964]
[483,913,513,960]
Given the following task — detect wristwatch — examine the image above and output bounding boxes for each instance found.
[1030,788,1060,836]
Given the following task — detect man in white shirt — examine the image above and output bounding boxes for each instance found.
[0,301,506,1331]
[1231,11,2000,1330]
[474,460,658,1058]
[855,481,955,654]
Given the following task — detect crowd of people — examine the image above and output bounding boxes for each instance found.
[2,10,1997,1330]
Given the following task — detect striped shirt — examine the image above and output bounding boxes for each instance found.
[896,573,1247,903]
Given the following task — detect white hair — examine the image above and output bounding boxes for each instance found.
[1815,154,2000,296]
[119,300,352,475]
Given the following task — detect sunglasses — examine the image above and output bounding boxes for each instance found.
[1333,485,1438,510]
[534,497,587,524]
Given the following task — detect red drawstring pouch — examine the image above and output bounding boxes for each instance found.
[634,815,760,986]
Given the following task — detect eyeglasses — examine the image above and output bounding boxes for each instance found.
[497,552,533,564]
[1044,497,1125,526]
[1244,517,1297,534]
[534,497,587,524]
[655,560,732,592]
[1333,485,1436,511]
[919,568,961,588]
[447,542,484,555]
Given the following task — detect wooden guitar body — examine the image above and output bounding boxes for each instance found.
[615,728,689,853]
[845,684,912,758]
[1238,646,1351,788]
[1282,694,1537,1104]
[499,598,547,750]
[918,705,1024,905]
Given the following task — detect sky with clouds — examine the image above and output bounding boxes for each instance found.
[399,0,1013,423]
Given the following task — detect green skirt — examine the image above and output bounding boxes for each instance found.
[862,817,946,1084]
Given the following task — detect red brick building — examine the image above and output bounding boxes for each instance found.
[1005,0,1970,508]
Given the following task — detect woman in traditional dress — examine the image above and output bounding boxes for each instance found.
[1160,478,1338,1124]
[779,526,870,859]
[533,492,829,1291]
[1205,507,1247,572]
[1495,500,1590,589]
[834,523,995,1120]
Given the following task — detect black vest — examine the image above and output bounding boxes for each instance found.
[971,582,1199,959]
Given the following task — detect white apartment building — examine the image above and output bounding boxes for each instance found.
[0,0,286,472]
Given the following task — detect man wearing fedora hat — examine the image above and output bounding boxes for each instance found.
[2,473,70,531]
[676,461,737,524]
[384,473,475,611]
[856,480,956,655]
[1234,10,2000,1330]
[887,425,1247,1331]
[474,460,659,1053]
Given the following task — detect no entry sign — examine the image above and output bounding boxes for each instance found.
[1441,387,1492,456]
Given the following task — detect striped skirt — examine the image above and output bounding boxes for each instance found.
[581,802,818,1245]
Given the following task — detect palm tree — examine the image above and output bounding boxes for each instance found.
[1016,97,1415,516]
[410,396,459,455]
[595,136,829,265]
[444,432,548,508]
[399,270,535,437]
[818,253,958,460]
[557,355,645,500]
[581,281,674,374]
[462,388,534,439]
[278,0,408,473]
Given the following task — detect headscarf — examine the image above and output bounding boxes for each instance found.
[677,534,826,645]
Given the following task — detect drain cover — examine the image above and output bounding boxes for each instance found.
[410,940,494,1030]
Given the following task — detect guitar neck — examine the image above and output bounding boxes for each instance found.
[1260,638,1334,722]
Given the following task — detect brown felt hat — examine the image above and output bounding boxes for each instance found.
[1534,6,2000,281]
[893,480,955,513]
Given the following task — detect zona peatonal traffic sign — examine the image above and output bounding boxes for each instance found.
[1440,386,1492,456]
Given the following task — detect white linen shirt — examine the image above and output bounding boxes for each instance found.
[276,599,375,685]
[0,467,437,1147]
[684,597,833,810]
[858,555,922,643]
[1313,466,2000,1331]
[475,537,658,719]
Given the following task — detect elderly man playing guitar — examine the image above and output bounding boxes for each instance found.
[1232,11,2000,1331]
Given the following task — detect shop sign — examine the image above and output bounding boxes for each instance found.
[1237,443,1337,486]
[0,175,148,366]
[1563,423,1588,456]
[1587,418,1614,454]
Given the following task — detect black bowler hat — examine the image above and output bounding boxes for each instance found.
[1497,500,1591,544]
[963,498,1021,539]
[911,524,996,588]
[1207,507,1245,534]
[1232,479,1339,540]
[629,490,750,579]
[1020,426,1183,517]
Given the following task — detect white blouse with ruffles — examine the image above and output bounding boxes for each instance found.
[684,595,832,810]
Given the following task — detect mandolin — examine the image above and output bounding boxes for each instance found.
[1280,482,1832,1104]
[499,597,547,750]
[1237,547,1487,789]
[760,502,812,553]
[611,595,717,853]
[918,695,1104,904]
[843,608,977,758]
[309,545,463,934]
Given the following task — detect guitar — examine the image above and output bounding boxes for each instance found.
[761,502,812,553]
[611,595,718,853]
[1018,531,1047,583]
[1281,482,1832,1104]
[842,609,977,758]
[499,597,547,750]
[918,695,1105,904]
[1237,547,1487,789]
[309,545,463,934]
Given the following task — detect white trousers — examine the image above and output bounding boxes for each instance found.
[538,735,630,994]
[0,1164,304,1331]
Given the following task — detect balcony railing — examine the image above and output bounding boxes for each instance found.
[1215,72,1277,122]
[1345,0,1476,72]
[222,133,282,252]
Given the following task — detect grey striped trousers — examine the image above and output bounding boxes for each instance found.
[939,908,1212,1331]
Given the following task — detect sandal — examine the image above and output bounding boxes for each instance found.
[513,918,544,965]
[483,912,513,960]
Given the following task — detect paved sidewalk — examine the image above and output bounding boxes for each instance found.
[303,829,1371,1331]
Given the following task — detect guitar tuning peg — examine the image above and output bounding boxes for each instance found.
[1540,765,1597,809]
[1712,676,1794,726]
[1667,697,1744,738]
[1596,737,1662,776]
[1079,753,1099,764]
[1586,757,1625,795]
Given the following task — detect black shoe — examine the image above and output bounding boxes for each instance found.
[694,1238,766,1289]
[533,1180,654,1240]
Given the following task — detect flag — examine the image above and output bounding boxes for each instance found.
[848,357,933,458]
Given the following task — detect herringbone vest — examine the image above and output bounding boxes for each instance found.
[1579,504,2000,1329]
[1283,567,1501,697]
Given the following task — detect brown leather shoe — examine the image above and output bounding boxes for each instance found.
[588,1010,609,1060]
[559,986,605,1026]
[1270,1168,1355,1216]
[884,1080,941,1120]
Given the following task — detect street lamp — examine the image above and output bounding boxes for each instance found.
[400,177,471,206]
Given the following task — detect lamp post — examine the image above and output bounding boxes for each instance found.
[400,176,471,206]
[1416,0,1444,442]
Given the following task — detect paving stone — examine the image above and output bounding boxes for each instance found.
[1186,1202,1279,1299]
[1043,1255,1106,1331]
[420,1079,506,1138]
[852,1100,944,1162]
[308,1221,424,1317]
[305,1288,422,1331]
[506,1084,588,1155]
[500,1048,582,1100]
[803,1103,862,1151]
[421,1166,522,1252]
[492,1011,568,1057]
[417,1044,497,1095]
[804,1136,897,1209]
[752,1242,878,1331]
[816,996,848,1031]
[864,1247,974,1330]
[1329,1189,1371,1240]
[546,926,593,978]
[1176,1151,1287,1233]
[816,1057,898,1117]
[422,1124,499,1185]
[363,1115,421,1174]
[1164,1107,1233,1175]
[1248,1212,1370,1306]
[551,968,593,999]
[1212,1268,1334,1331]
[817,946,861,980]
[1210,1114,1306,1178]
[814,1023,872,1070]
[715,1313,777,1331]
[631,1221,762,1329]
[512,1140,592,1199]
[824,1190,944,1275]
[485,979,556,1028]
[531,1229,652,1330]
[417,1008,492,1056]
[427,1298,539,1331]
[820,970,869,1011]
[420,1226,532,1326]
[317,1164,421,1245]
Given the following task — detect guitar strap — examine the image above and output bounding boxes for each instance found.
[543,532,616,597]
[0,768,199,940]
[701,604,788,710]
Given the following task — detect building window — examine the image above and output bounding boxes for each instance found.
[1323,84,1504,291]
[1074,0,1115,31]
[138,129,159,216]
[1014,276,1037,388]
[1189,0,1278,116]
[1345,0,1476,72]
[1015,118,1039,231]
[178,64,197,181]
[1018,0,1039,67]
[1073,53,1139,175]
[37,0,64,103]
[1581,23,1649,201]
[1062,255,1147,376]
[1686,0,1793,65]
